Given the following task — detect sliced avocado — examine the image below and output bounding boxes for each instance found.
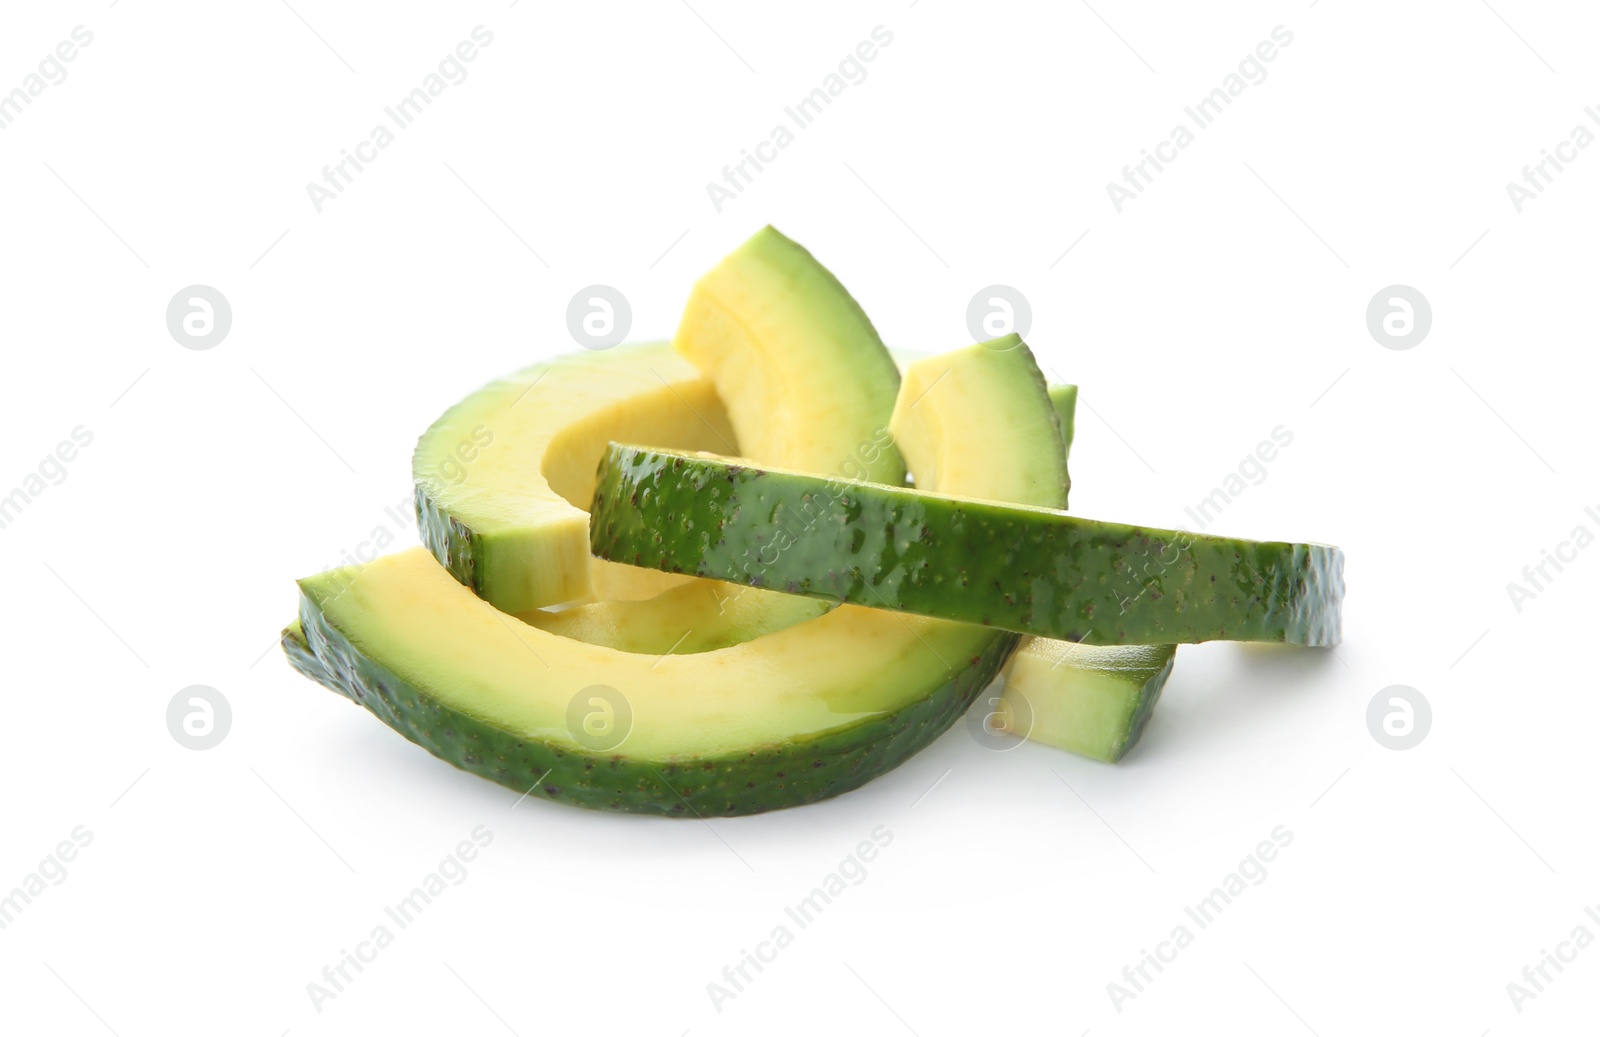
[294,549,1012,815]
[889,336,1067,504]
[674,225,905,484]
[414,343,735,614]
[533,348,1067,658]
[996,640,1174,762]
[523,226,909,652]
[286,338,1067,814]
[587,444,1344,646]
[995,377,1175,762]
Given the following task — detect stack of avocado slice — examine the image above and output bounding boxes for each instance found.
[283,227,1343,816]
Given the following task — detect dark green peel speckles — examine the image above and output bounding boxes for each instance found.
[415,481,480,592]
[590,445,1344,647]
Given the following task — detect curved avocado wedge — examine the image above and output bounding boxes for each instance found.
[587,446,1344,647]
[414,342,730,614]
[675,225,905,486]
[284,338,1066,814]
[293,548,1012,815]
[417,226,904,621]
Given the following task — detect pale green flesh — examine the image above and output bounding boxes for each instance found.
[1050,383,1077,506]
[299,548,989,760]
[675,225,905,485]
[287,267,1064,810]
[532,340,1067,657]
[413,343,736,613]
[997,640,1174,762]
[890,335,1067,504]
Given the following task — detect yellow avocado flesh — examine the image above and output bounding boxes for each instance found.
[997,640,1175,762]
[302,548,988,759]
[297,340,1065,775]
[673,226,905,482]
[414,342,734,612]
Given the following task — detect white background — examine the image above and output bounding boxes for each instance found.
[1,1,1595,1034]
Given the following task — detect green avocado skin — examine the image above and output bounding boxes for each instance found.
[590,446,1344,647]
[286,590,1016,817]
[415,483,481,595]
[1118,651,1172,759]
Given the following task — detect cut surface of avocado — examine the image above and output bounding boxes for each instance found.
[588,445,1343,647]
[1050,383,1077,506]
[674,225,905,484]
[539,345,1063,657]
[890,336,1066,504]
[286,338,1067,814]
[414,343,735,614]
[996,640,1174,762]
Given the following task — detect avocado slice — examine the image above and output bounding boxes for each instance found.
[517,343,1073,658]
[414,343,733,614]
[586,447,1345,646]
[674,225,905,485]
[995,640,1175,762]
[293,548,1013,814]
[285,337,1066,814]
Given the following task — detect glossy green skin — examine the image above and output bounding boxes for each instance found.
[415,484,480,594]
[287,588,1016,816]
[1002,641,1175,762]
[1116,653,1170,760]
[590,446,1344,647]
